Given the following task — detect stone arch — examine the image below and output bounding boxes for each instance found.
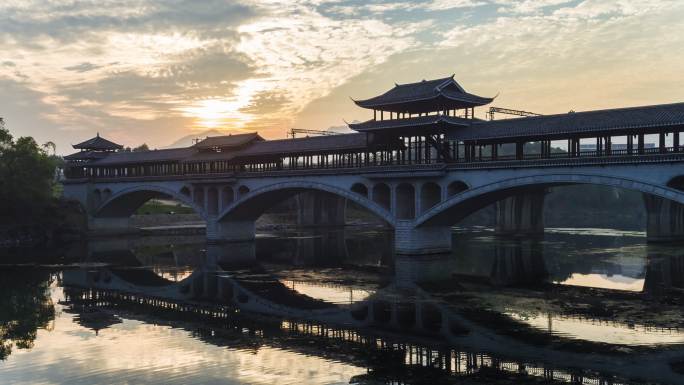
[238,185,250,197]
[94,184,206,220]
[92,189,102,208]
[351,183,368,197]
[667,176,684,191]
[102,188,112,202]
[207,187,219,215]
[420,303,443,332]
[217,181,395,226]
[417,173,684,228]
[396,183,415,219]
[420,182,441,214]
[222,186,234,207]
[447,181,469,196]
[193,186,204,207]
[372,183,391,210]
[372,300,392,324]
[396,302,416,329]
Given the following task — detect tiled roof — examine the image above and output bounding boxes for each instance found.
[72,134,123,150]
[349,115,472,132]
[91,147,196,166]
[185,133,370,162]
[193,132,263,149]
[353,75,493,112]
[456,102,684,142]
[64,151,110,161]
[231,133,369,159]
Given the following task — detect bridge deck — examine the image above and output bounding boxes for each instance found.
[65,146,684,182]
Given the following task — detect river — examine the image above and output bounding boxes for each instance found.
[1,227,684,384]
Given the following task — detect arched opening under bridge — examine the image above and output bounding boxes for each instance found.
[214,182,395,243]
[92,185,206,234]
[418,175,684,247]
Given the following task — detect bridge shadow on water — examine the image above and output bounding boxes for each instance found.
[3,228,684,384]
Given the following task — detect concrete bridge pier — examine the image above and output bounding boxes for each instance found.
[495,188,546,237]
[206,219,255,243]
[205,242,256,267]
[643,194,684,242]
[394,221,452,255]
[296,191,346,227]
[88,216,132,235]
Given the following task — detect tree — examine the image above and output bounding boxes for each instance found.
[0,270,55,360]
[42,141,56,156]
[133,143,149,152]
[0,119,58,219]
[0,118,11,148]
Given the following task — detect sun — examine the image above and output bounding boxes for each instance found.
[184,99,245,128]
[180,79,269,130]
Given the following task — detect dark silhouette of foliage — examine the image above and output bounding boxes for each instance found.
[0,120,59,219]
[133,143,150,152]
[0,269,55,360]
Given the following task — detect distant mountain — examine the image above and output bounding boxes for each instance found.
[164,123,358,149]
[163,130,225,149]
[324,123,355,134]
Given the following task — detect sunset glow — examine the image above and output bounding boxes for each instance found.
[1,0,683,151]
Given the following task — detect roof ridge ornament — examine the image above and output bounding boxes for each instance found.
[435,76,457,92]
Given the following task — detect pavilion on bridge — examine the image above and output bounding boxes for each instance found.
[64,133,123,164]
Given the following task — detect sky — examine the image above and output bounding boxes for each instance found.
[1,0,683,154]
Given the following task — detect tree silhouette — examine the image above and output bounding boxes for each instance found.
[0,270,55,360]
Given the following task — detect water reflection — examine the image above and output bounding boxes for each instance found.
[2,228,684,384]
[0,269,55,360]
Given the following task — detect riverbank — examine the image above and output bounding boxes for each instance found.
[0,200,87,247]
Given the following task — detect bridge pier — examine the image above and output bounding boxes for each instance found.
[296,191,346,227]
[495,189,546,237]
[205,243,256,267]
[206,219,255,243]
[394,221,452,255]
[643,194,684,242]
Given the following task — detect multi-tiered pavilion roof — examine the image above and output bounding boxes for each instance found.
[353,75,493,113]
[64,133,123,163]
[349,75,493,135]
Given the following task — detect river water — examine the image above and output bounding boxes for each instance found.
[1,227,684,384]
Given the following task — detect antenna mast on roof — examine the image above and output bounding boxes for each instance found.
[488,107,542,121]
[288,128,341,139]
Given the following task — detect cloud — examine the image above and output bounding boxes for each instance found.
[424,0,487,11]
[1,0,683,153]
[64,62,103,73]
[325,0,485,16]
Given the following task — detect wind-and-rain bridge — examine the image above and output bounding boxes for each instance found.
[63,75,684,254]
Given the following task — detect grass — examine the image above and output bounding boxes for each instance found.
[135,200,196,215]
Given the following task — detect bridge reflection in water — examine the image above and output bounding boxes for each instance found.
[38,228,684,384]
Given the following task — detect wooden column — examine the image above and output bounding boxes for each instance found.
[675,132,680,152]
